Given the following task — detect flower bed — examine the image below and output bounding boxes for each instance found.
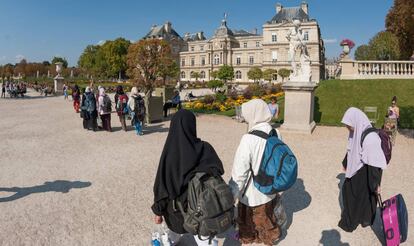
[184,92,284,113]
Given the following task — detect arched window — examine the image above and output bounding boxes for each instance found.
[200,71,206,79]
[235,71,242,80]
[180,71,186,79]
[190,71,194,79]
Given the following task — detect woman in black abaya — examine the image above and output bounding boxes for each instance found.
[151,109,224,243]
[338,107,387,232]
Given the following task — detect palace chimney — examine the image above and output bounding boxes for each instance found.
[164,21,172,33]
[301,1,308,15]
[276,3,283,14]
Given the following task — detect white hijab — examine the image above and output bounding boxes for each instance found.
[241,99,272,131]
[341,107,387,178]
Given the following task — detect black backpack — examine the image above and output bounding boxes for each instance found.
[102,95,112,113]
[177,172,234,242]
[134,96,146,121]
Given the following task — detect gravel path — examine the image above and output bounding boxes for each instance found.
[0,90,412,246]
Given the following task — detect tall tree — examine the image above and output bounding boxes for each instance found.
[263,69,278,83]
[386,0,414,59]
[190,71,200,82]
[354,44,372,60]
[278,68,291,82]
[78,45,101,79]
[100,38,131,79]
[51,57,68,68]
[158,58,179,85]
[368,31,400,60]
[217,65,234,84]
[210,70,218,79]
[247,67,263,83]
[127,39,173,123]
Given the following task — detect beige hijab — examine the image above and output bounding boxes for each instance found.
[241,99,272,131]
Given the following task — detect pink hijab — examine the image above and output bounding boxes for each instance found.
[341,107,387,178]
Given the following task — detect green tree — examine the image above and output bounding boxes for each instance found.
[368,31,400,60]
[263,69,278,83]
[354,44,372,60]
[158,58,179,85]
[100,38,131,79]
[191,71,200,82]
[217,65,234,83]
[386,0,414,59]
[278,68,291,82]
[207,80,224,92]
[247,67,263,83]
[210,70,218,79]
[126,39,173,123]
[51,57,68,68]
[78,45,102,79]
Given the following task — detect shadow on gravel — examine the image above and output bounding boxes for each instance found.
[143,124,170,135]
[278,178,312,241]
[0,180,91,202]
[319,229,350,246]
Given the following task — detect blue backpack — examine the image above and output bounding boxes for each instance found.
[242,129,298,196]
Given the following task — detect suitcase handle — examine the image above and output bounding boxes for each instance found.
[377,193,383,209]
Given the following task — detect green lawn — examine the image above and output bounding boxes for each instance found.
[314,79,414,128]
[201,79,414,129]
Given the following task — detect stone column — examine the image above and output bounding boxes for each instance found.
[281,82,318,134]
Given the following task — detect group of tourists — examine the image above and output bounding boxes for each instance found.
[151,100,391,245]
[70,84,146,135]
[1,81,27,98]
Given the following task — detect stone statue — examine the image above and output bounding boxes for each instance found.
[286,20,312,82]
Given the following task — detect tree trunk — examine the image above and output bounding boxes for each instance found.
[144,90,152,124]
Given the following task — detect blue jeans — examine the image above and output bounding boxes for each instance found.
[134,120,142,134]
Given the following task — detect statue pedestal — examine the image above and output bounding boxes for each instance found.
[281,82,318,134]
[54,76,64,94]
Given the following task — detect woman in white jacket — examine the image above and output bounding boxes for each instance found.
[230,99,282,245]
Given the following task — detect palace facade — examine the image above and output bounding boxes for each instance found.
[143,2,325,83]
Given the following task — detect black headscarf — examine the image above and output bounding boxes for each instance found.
[153,109,224,204]
[116,85,124,95]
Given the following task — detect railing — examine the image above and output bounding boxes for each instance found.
[340,60,414,80]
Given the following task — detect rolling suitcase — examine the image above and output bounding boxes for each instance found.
[379,194,408,245]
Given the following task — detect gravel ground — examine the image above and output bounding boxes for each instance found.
[0,90,412,246]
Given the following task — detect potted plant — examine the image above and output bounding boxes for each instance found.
[340,39,355,55]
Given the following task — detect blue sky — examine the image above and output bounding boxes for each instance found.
[0,0,393,66]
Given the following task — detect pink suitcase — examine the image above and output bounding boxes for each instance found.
[379,194,408,246]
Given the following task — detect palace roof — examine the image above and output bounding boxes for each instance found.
[268,7,309,24]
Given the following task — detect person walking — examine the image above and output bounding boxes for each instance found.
[80,87,98,131]
[229,99,282,246]
[338,107,387,232]
[114,85,129,131]
[1,83,5,98]
[63,84,68,100]
[127,87,145,135]
[98,87,112,132]
[152,109,223,245]
[72,85,81,113]
[387,96,400,120]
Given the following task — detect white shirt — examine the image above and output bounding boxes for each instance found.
[229,122,282,207]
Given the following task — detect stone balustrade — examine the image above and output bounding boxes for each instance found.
[340,59,414,80]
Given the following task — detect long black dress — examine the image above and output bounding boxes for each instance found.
[338,164,382,232]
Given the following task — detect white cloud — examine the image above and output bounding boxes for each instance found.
[323,38,338,44]
[15,54,25,62]
[97,40,106,46]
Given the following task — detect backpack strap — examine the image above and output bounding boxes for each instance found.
[249,128,277,140]
[360,127,378,147]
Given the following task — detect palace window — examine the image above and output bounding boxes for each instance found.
[180,71,186,79]
[272,33,277,42]
[181,58,185,67]
[304,31,309,41]
[235,70,242,79]
[191,58,195,66]
[214,54,220,65]
[191,46,195,51]
[200,45,204,51]
[200,71,206,79]
[272,51,278,63]
[243,42,247,48]
[272,73,278,81]
[201,57,206,66]
[249,56,254,65]
[256,41,260,47]
[236,56,241,65]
